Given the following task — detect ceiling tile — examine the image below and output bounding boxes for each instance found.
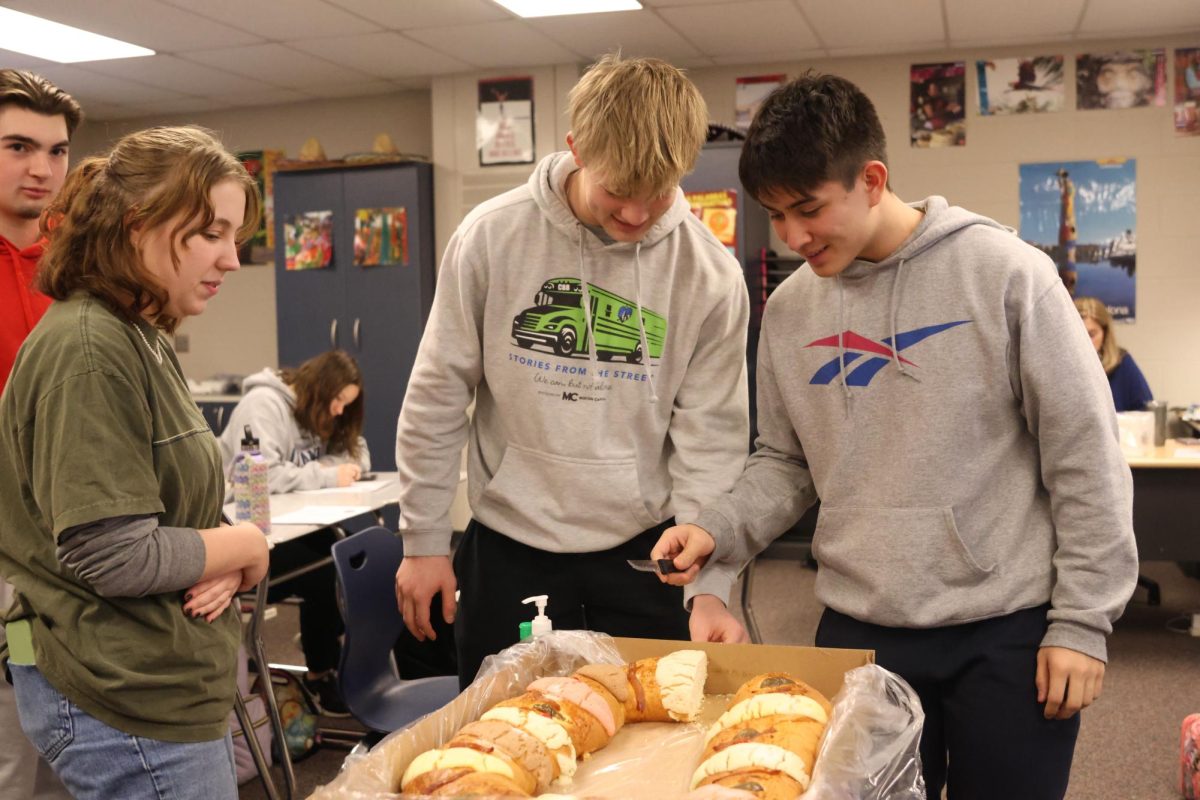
[1,0,264,51]
[946,0,1082,45]
[121,96,234,116]
[802,0,945,50]
[20,64,192,106]
[0,48,53,69]
[84,55,281,96]
[159,0,381,40]
[642,0,734,6]
[288,32,472,77]
[711,50,824,66]
[405,21,580,68]
[221,88,314,107]
[323,0,511,29]
[182,44,374,91]
[529,9,702,62]
[657,1,819,57]
[299,80,409,99]
[1080,0,1200,35]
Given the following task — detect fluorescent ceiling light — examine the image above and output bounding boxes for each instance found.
[493,1,643,18]
[0,7,154,63]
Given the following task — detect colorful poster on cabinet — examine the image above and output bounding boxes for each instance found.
[284,210,333,271]
[735,74,785,131]
[910,62,966,147]
[354,207,408,267]
[1076,50,1166,110]
[478,76,534,166]
[976,56,1064,115]
[1174,47,1200,136]
[685,189,738,257]
[1019,159,1137,321]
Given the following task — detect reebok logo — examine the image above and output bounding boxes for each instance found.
[806,320,971,386]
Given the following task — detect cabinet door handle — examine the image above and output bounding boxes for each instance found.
[330,319,338,349]
[353,318,361,350]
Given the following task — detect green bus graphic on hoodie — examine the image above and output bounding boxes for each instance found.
[511,277,666,363]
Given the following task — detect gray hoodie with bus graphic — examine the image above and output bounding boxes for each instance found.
[697,196,1137,662]
[396,151,749,602]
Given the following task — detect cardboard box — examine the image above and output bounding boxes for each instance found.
[312,637,874,799]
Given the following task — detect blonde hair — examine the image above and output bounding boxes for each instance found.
[567,53,707,197]
[38,126,261,333]
[1075,296,1122,373]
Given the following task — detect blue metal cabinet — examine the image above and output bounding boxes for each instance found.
[273,163,436,471]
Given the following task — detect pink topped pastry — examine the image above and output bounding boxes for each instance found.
[527,676,617,737]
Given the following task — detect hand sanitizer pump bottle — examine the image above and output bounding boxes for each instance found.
[520,594,553,640]
[233,425,271,534]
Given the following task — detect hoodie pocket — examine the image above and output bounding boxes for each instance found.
[477,444,659,535]
[811,506,995,626]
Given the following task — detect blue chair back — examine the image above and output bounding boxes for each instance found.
[331,527,459,732]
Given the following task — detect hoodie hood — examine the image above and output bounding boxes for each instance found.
[240,367,294,406]
[828,196,1015,405]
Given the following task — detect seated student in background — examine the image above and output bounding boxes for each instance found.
[1075,296,1152,412]
[218,349,370,716]
[219,349,370,492]
[0,125,267,800]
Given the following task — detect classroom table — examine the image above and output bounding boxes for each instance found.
[1126,441,1200,561]
[228,474,400,800]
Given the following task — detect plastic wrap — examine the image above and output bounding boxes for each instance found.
[805,664,926,800]
[311,633,926,800]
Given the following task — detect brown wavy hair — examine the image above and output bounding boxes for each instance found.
[37,126,261,333]
[281,350,364,459]
[0,69,83,137]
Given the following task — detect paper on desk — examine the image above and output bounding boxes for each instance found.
[271,505,372,525]
[294,478,395,496]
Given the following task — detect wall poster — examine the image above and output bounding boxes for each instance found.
[284,210,334,271]
[1174,46,1200,136]
[478,76,534,167]
[354,207,408,267]
[685,189,738,257]
[735,74,785,131]
[1019,159,1137,321]
[1076,50,1167,110]
[976,56,1064,115]
[910,62,966,147]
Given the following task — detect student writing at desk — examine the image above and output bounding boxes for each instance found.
[0,126,266,800]
[219,350,370,715]
[1075,296,1152,412]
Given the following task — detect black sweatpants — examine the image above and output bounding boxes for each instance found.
[452,519,691,689]
[816,604,1080,800]
[267,529,343,673]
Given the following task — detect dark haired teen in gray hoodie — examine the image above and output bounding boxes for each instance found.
[656,74,1137,800]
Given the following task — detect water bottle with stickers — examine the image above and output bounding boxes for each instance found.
[233,425,271,534]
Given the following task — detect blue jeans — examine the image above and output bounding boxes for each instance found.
[10,664,238,800]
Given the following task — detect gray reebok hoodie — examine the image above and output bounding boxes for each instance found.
[698,196,1137,662]
[218,368,370,494]
[396,152,750,605]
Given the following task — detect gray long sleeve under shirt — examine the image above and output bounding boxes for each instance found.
[57,515,206,597]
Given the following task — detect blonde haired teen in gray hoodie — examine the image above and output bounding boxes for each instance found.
[394,55,750,686]
[654,73,1137,799]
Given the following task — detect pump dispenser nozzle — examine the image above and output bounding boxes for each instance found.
[521,594,553,637]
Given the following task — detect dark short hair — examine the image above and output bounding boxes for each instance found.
[0,69,83,137]
[739,71,887,201]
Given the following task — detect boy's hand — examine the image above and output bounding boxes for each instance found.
[395,555,457,641]
[1036,646,1105,719]
[650,523,716,586]
[690,594,749,643]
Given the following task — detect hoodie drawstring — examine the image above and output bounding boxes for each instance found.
[889,258,919,382]
[836,276,850,413]
[577,231,602,386]
[631,242,659,404]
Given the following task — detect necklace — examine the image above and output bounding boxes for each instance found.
[132,322,165,365]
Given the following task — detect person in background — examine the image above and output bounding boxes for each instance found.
[0,125,266,800]
[394,53,751,689]
[1075,296,1152,412]
[653,72,1137,800]
[218,349,370,715]
[0,68,80,800]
